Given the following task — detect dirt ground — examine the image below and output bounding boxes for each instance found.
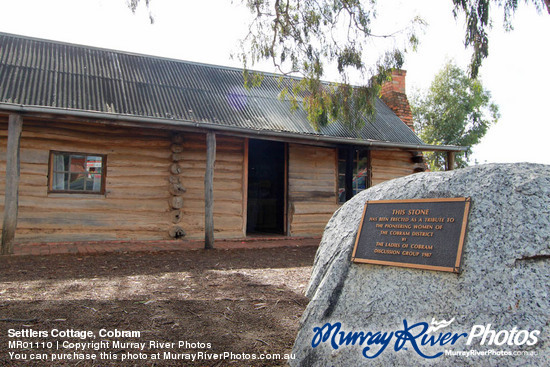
[0,246,318,366]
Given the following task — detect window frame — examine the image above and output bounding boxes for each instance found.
[338,148,371,204]
[48,151,107,195]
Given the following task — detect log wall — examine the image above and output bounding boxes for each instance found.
[0,114,422,244]
[0,118,6,236]
[178,133,245,239]
[0,117,172,243]
[371,150,416,186]
[0,119,247,243]
[288,144,339,236]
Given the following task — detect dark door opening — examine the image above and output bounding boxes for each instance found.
[246,139,285,235]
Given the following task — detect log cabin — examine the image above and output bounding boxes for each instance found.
[0,33,465,253]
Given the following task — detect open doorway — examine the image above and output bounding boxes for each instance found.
[246,139,285,235]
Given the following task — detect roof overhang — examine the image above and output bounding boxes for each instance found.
[0,102,467,153]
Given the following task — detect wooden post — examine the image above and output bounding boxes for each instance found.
[446,151,456,171]
[205,131,216,249]
[1,114,23,255]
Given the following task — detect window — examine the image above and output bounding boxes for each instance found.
[338,149,369,203]
[49,151,106,194]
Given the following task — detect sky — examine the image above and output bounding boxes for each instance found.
[0,0,549,165]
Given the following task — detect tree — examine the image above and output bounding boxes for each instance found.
[411,62,499,171]
[235,0,427,131]
[452,0,549,78]
[127,0,424,130]
[127,0,544,129]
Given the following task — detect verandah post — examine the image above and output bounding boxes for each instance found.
[205,131,216,249]
[446,151,456,171]
[1,114,23,255]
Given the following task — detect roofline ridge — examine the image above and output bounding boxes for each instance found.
[0,31,308,81]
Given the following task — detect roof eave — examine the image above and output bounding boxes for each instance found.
[0,102,468,152]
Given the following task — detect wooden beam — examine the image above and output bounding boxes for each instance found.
[1,114,23,255]
[446,151,456,171]
[205,131,216,249]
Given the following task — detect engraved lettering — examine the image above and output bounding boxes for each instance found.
[410,244,434,250]
[353,198,470,273]
[408,209,429,215]
[411,231,434,237]
[374,249,401,255]
[413,224,433,230]
[385,243,401,248]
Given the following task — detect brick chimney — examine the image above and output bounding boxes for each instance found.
[380,69,414,131]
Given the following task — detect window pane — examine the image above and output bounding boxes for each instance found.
[352,150,368,195]
[90,174,102,192]
[86,156,103,173]
[70,155,86,173]
[69,172,86,190]
[52,173,68,190]
[50,152,105,193]
[356,174,366,191]
[53,154,70,172]
[85,179,94,191]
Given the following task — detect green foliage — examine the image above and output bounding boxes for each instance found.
[237,0,424,130]
[127,0,154,24]
[127,0,546,132]
[411,62,499,171]
[452,0,548,78]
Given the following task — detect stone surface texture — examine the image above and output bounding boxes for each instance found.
[291,163,549,367]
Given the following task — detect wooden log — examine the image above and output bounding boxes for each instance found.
[168,226,186,239]
[169,175,181,184]
[170,163,182,175]
[170,209,182,224]
[1,114,23,255]
[169,182,187,195]
[172,133,184,144]
[171,144,184,153]
[172,152,185,161]
[169,196,184,209]
[205,131,216,249]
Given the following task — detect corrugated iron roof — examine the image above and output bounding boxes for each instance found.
[0,32,425,146]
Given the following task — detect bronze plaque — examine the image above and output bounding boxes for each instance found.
[352,198,471,273]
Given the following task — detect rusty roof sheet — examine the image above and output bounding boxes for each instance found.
[0,32,425,146]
